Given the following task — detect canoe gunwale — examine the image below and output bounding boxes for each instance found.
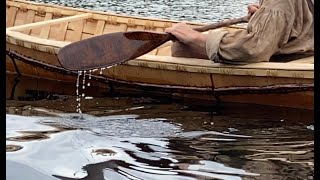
[7,13,93,32]
[6,30,69,54]
[131,55,314,79]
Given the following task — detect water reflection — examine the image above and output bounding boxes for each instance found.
[6,73,314,180]
[6,113,259,180]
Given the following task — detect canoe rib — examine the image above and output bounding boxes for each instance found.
[39,12,53,39]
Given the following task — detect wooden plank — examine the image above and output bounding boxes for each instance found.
[129,57,314,79]
[48,23,62,40]
[83,19,97,34]
[64,20,85,42]
[6,6,18,27]
[13,9,28,26]
[7,13,92,31]
[55,22,68,41]
[147,41,171,55]
[156,45,172,56]
[23,10,36,34]
[152,26,169,56]
[30,15,46,36]
[136,55,314,71]
[94,20,105,35]
[287,56,314,64]
[81,33,94,40]
[127,25,145,31]
[39,13,53,39]
[103,24,127,34]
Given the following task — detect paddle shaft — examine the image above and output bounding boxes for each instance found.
[167,15,250,42]
[193,15,250,32]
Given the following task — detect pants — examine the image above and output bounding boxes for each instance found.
[171,42,209,60]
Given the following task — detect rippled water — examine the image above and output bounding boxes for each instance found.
[6,73,314,179]
[31,0,258,23]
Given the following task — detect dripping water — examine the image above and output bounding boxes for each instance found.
[87,70,92,87]
[82,70,86,90]
[100,67,105,74]
[75,67,111,117]
[76,71,83,117]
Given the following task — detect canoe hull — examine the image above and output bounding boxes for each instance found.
[6,0,314,110]
[6,44,314,110]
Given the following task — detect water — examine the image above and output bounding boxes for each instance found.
[8,0,313,179]
[6,74,314,179]
[31,0,258,23]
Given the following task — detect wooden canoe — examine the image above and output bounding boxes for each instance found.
[6,0,314,109]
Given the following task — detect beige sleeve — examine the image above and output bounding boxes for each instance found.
[205,7,293,64]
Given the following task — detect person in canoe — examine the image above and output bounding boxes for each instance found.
[165,0,314,64]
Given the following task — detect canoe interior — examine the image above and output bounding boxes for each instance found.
[6,0,207,56]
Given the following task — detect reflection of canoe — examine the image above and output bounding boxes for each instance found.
[6,73,314,124]
[6,72,109,101]
[6,0,314,109]
[6,73,111,113]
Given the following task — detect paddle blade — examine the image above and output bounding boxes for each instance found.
[57,31,172,71]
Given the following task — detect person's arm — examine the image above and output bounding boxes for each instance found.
[165,23,208,50]
[208,7,293,64]
[164,2,261,47]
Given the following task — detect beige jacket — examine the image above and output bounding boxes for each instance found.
[206,0,314,64]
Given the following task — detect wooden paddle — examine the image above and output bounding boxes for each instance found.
[58,15,249,71]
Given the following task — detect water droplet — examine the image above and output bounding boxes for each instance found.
[76,71,83,114]
[89,70,92,80]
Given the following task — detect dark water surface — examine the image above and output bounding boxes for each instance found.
[6,73,314,180]
[31,0,257,23]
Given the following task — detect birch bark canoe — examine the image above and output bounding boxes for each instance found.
[6,0,314,109]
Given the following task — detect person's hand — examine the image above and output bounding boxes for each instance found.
[247,3,260,17]
[165,23,207,48]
